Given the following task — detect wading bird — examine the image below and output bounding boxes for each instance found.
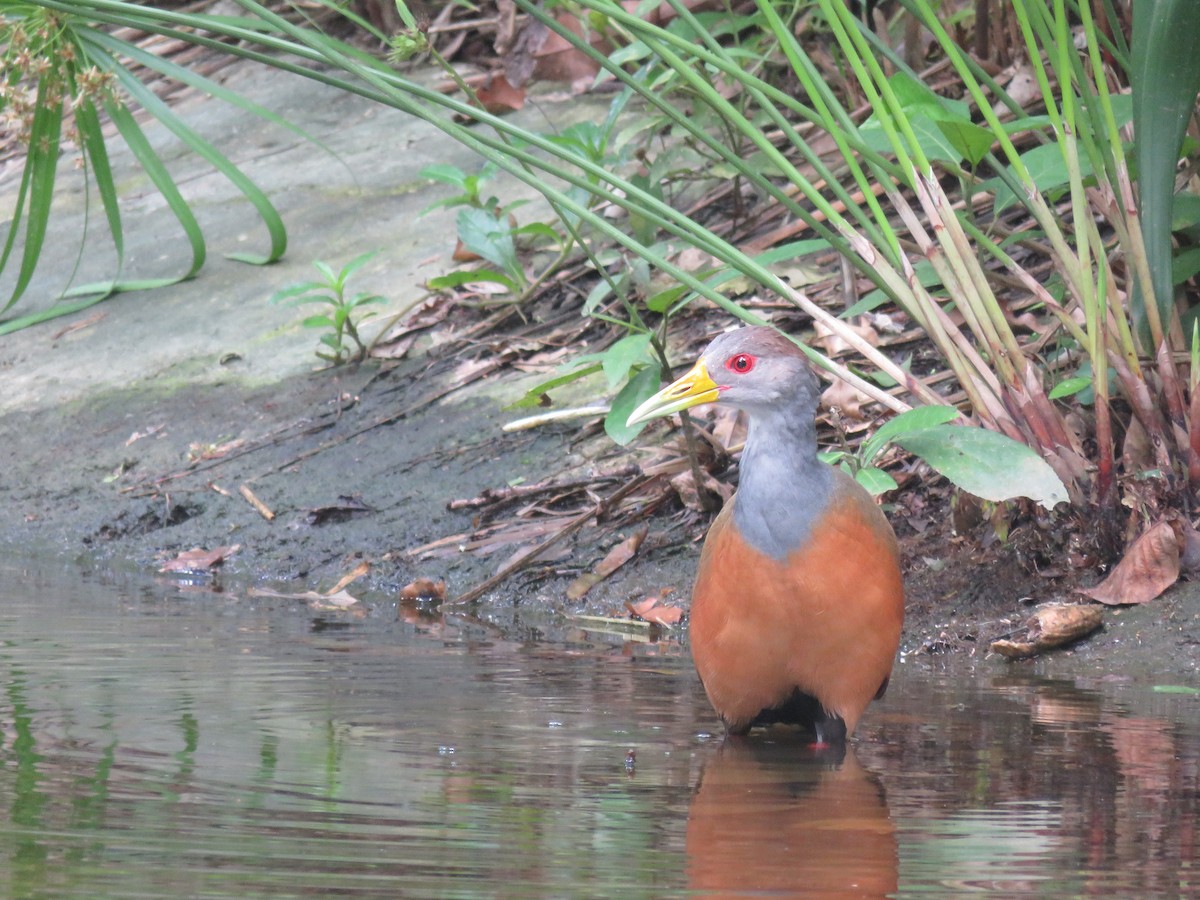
[627,326,904,743]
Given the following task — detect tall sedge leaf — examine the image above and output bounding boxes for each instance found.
[102,97,207,283]
[73,95,125,280]
[1129,0,1200,341]
[81,31,286,266]
[0,75,63,312]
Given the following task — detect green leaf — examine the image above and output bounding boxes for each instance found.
[0,75,63,313]
[1173,247,1200,285]
[645,283,688,313]
[1130,0,1200,339]
[1152,685,1200,695]
[1048,375,1093,400]
[859,405,960,467]
[104,97,206,282]
[987,142,1097,215]
[894,425,1069,509]
[505,363,604,410]
[419,163,469,187]
[606,363,663,445]
[456,207,519,277]
[302,314,336,329]
[427,269,518,293]
[935,118,995,167]
[602,332,654,388]
[86,34,285,265]
[855,466,899,496]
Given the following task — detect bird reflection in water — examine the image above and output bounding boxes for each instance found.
[686,736,898,897]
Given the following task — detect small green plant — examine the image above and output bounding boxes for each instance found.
[269,251,384,365]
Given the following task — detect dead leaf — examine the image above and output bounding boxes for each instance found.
[305,495,375,526]
[246,586,360,609]
[990,604,1103,658]
[476,73,526,114]
[399,578,447,602]
[160,545,240,573]
[1079,520,1180,605]
[820,378,870,422]
[625,596,684,627]
[187,438,245,463]
[125,424,165,446]
[567,527,647,600]
[530,12,605,83]
[812,318,879,358]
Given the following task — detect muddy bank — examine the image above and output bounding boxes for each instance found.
[1,336,1197,682]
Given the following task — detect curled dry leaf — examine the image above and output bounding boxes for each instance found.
[399,578,447,603]
[1079,519,1180,606]
[160,544,240,573]
[625,596,684,627]
[567,526,647,600]
[476,73,526,114]
[990,604,1103,659]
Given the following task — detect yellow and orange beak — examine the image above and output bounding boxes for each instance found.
[626,359,721,427]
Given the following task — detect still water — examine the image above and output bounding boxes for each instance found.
[0,562,1195,897]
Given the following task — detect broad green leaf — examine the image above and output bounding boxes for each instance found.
[1172,247,1200,285]
[606,363,663,445]
[1048,375,1093,400]
[456,207,519,277]
[935,118,995,167]
[602,332,653,388]
[859,404,960,467]
[987,142,1098,215]
[1130,0,1200,339]
[894,425,1069,509]
[855,466,899,497]
[418,163,469,187]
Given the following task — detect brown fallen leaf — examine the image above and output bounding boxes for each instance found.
[476,73,526,114]
[246,586,360,609]
[399,578,447,602]
[625,596,684,627]
[990,604,1103,659]
[305,495,375,526]
[1079,519,1180,606]
[567,526,647,600]
[159,544,240,573]
[820,377,871,422]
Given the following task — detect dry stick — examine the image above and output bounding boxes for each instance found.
[447,466,641,509]
[446,475,652,606]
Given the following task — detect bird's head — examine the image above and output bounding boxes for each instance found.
[627,326,820,427]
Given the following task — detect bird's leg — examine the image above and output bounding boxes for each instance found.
[811,713,847,748]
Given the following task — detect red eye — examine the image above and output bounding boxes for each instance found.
[726,353,756,374]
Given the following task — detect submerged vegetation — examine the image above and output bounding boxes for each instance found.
[2,0,1200,578]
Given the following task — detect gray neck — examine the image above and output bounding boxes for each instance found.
[733,404,833,560]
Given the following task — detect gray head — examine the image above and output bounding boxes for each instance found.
[626,326,823,427]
